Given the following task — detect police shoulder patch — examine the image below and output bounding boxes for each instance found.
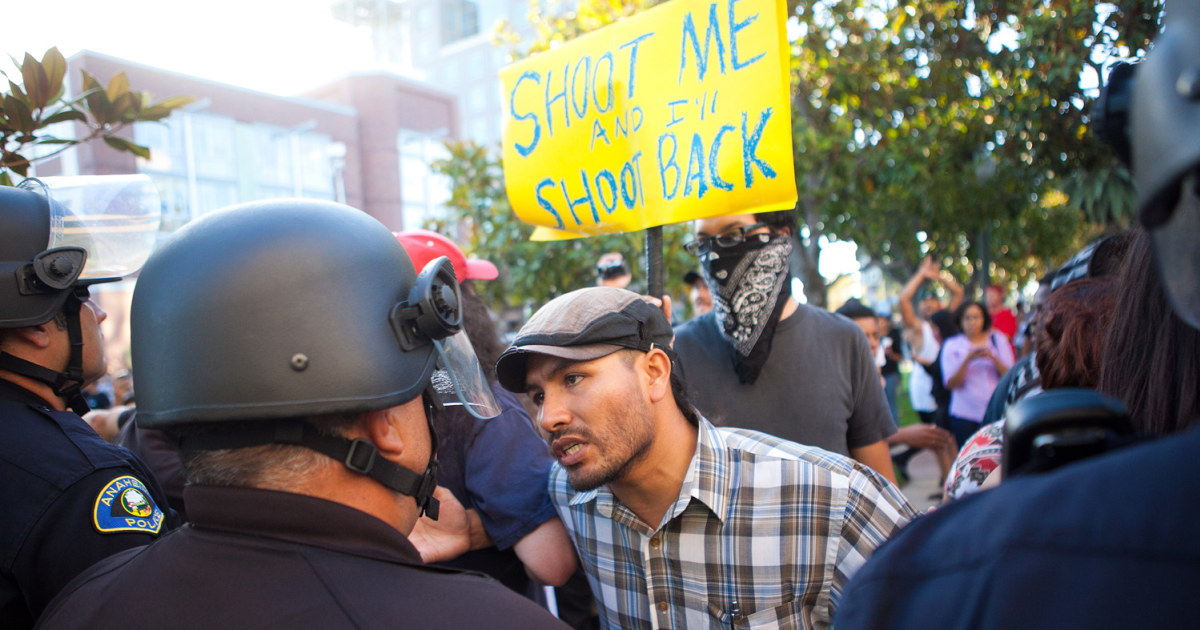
[92,475,165,535]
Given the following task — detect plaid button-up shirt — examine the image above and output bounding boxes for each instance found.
[550,417,915,630]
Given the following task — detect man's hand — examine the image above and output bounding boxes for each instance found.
[408,486,471,563]
[919,255,940,279]
[889,424,957,452]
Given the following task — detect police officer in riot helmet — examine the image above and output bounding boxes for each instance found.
[36,199,569,629]
[836,3,1200,627]
[0,179,177,629]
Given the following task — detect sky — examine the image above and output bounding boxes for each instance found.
[4,0,375,96]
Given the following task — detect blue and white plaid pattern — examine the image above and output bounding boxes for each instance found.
[550,417,915,630]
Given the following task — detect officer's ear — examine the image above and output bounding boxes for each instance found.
[359,399,426,460]
[8,323,55,350]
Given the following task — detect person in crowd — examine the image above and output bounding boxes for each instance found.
[943,276,1120,501]
[494,286,915,629]
[395,230,578,600]
[36,200,567,629]
[984,284,1018,342]
[940,300,1016,447]
[595,252,632,289]
[682,269,713,318]
[0,183,177,629]
[837,6,1200,624]
[897,257,963,429]
[836,300,956,486]
[673,211,898,483]
[879,313,904,424]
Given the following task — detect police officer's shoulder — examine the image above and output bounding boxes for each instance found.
[3,401,168,536]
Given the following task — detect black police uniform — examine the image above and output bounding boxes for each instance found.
[37,484,572,629]
[1,380,177,629]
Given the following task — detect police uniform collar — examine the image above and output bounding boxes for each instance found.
[183,484,426,565]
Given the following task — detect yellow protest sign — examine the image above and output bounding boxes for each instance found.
[501,0,797,240]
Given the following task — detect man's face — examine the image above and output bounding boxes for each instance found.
[79,299,109,384]
[985,286,1004,311]
[525,351,656,492]
[1028,285,1051,334]
[852,316,880,356]
[919,296,941,318]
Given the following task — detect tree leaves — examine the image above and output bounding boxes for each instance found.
[1,47,195,180]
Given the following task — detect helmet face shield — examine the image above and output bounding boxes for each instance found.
[1152,178,1200,331]
[21,174,162,282]
[432,330,501,419]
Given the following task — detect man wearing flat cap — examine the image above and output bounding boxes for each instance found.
[495,287,915,630]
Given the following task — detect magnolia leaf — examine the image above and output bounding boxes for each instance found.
[41,48,67,96]
[103,135,152,159]
[43,108,86,125]
[19,53,50,109]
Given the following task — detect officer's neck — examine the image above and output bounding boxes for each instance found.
[0,370,67,411]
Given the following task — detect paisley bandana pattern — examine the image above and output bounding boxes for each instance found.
[701,234,793,383]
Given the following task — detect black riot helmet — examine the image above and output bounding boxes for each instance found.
[1127,0,1200,330]
[0,176,159,413]
[132,199,499,518]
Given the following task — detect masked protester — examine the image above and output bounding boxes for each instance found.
[36,200,568,630]
[673,211,898,482]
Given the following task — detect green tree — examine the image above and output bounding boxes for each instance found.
[1,47,193,185]
[786,0,1161,298]
[429,140,700,313]
[463,0,1160,307]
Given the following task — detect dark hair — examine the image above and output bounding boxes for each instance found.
[1088,230,1135,279]
[616,349,699,426]
[1035,278,1118,390]
[929,309,959,340]
[1098,229,1200,435]
[754,209,795,235]
[460,281,503,381]
[954,300,992,334]
[835,299,877,321]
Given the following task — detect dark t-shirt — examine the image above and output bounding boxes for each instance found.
[673,306,895,455]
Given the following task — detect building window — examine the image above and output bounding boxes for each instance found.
[440,0,479,45]
[398,129,451,230]
[135,113,338,233]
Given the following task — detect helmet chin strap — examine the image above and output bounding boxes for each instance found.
[0,294,90,415]
[179,389,445,520]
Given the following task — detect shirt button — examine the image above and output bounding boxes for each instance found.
[649,537,661,549]
[658,602,668,613]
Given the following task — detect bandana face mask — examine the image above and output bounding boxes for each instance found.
[700,232,793,383]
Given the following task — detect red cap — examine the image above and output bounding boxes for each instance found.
[394,229,498,283]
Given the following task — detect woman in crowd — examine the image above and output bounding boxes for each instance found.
[940,301,1016,447]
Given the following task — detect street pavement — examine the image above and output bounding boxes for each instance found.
[897,447,945,513]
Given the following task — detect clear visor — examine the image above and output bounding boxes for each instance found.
[431,331,501,419]
[20,174,162,281]
[1151,182,1200,331]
